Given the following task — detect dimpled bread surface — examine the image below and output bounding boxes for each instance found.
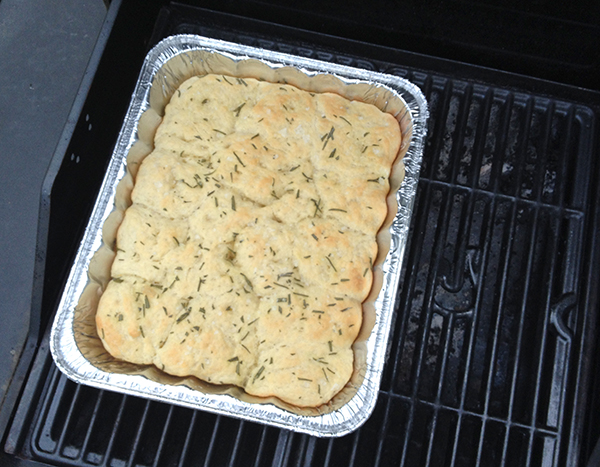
[96,74,401,407]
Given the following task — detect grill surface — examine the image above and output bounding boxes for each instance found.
[5,2,600,466]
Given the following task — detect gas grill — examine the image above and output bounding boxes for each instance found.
[1,1,599,466]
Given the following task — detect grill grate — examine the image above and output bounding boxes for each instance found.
[9,5,599,467]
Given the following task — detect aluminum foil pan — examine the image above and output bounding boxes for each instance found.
[50,34,428,437]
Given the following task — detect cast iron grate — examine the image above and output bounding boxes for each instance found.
[11,5,599,467]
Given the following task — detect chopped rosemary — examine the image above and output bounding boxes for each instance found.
[240,272,253,290]
[233,102,246,116]
[233,151,246,167]
[324,256,337,272]
[321,126,335,149]
[338,115,352,126]
[176,311,191,323]
[311,198,322,217]
[253,365,265,382]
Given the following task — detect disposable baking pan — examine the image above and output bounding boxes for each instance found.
[50,34,428,437]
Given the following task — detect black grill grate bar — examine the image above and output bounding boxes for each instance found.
[379,390,561,437]
[568,107,594,210]
[346,425,361,467]
[402,173,472,464]
[422,78,454,182]
[509,95,535,202]
[293,432,309,467]
[77,389,107,464]
[499,205,543,467]
[385,180,433,391]
[556,105,576,214]
[227,421,246,467]
[525,213,565,467]
[151,403,175,467]
[125,398,151,467]
[424,180,585,216]
[252,424,272,467]
[469,87,496,191]
[322,436,334,467]
[178,409,199,467]
[478,200,522,467]
[423,312,457,466]
[31,365,66,456]
[272,429,291,467]
[301,435,317,467]
[394,181,450,467]
[488,92,516,196]
[422,183,479,466]
[447,90,517,466]
[450,186,490,467]
[372,395,396,467]
[101,394,130,466]
[202,414,224,467]
[447,83,476,187]
[531,100,557,204]
[54,384,84,458]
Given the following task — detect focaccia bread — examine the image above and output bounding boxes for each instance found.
[96,74,402,407]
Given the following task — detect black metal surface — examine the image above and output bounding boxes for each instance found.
[166,0,600,92]
[3,1,600,466]
[0,0,106,440]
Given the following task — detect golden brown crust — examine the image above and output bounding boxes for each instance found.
[96,74,401,407]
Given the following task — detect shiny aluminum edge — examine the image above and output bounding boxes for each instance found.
[50,34,429,437]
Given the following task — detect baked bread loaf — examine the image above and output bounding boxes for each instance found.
[96,74,402,407]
